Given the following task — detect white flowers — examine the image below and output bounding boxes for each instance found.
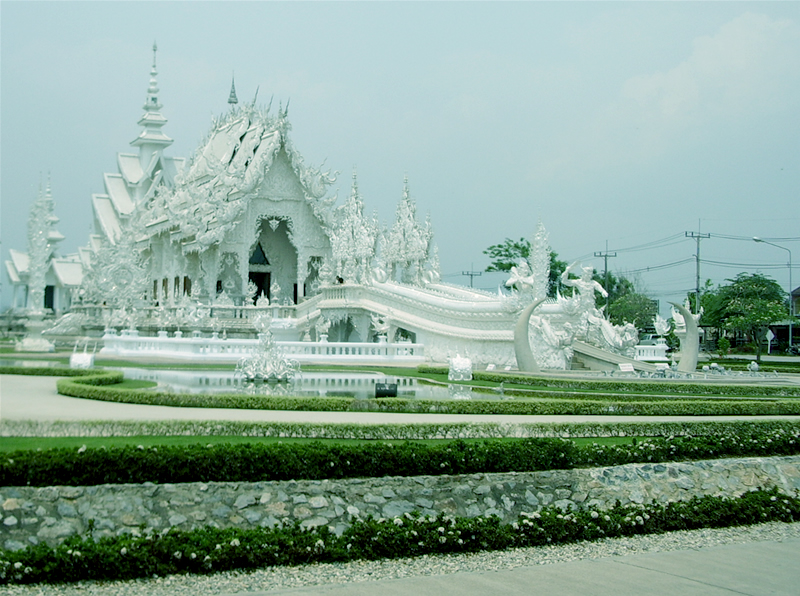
[77,445,87,454]
[120,547,127,555]
[393,518,403,526]
[590,511,599,519]
[230,538,240,547]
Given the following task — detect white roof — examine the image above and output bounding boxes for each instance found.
[92,194,122,243]
[89,234,105,253]
[78,246,94,268]
[52,257,84,287]
[8,249,30,274]
[5,259,21,284]
[104,173,134,215]
[118,153,144,185]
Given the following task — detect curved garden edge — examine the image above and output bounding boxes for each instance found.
[53,372,800,416]
[4,364,800,415]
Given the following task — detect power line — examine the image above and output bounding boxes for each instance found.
[686,230,710,314]
[461,264,482,288]
[626,257,695,273]
[594,240,616,310]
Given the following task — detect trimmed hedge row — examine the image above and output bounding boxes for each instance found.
[418,365,800,398]
[6,362,800,399]
[5,419,799,441]
[2,488,798,585]
[52,374,800,416]
[0,365,101,378]
[3,428,799,486]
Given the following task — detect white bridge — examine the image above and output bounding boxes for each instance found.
[95,281,663,371]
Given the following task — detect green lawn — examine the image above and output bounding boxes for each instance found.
[0,434,637,453]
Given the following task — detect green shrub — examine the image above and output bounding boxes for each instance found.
[3,427,798,487]
[53,373,800,416]
[1,488,797,585]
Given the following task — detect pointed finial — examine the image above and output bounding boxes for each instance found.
[251,85,259,107]
[228,74,238,105]
[152,41,158,69]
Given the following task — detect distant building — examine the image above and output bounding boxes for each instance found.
[4,182,82,314]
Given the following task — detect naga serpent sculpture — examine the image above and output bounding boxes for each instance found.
[669,301,699,373]
[514,297,546,373]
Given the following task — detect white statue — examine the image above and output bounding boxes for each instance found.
[505,259,535,292]
[448,354,473,381]
[370,313,390,337]
[654,313,670,337]
[561,262,607,313]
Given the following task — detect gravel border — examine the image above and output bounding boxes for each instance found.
[4,521,799,595]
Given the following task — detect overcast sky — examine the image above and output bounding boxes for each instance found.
[2,1,799,314]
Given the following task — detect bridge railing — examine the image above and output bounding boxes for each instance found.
[100,330,424,364]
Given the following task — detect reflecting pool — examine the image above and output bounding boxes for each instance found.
[116,368,499,401]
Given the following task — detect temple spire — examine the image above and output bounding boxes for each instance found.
[131,42,173,168]
[228,74,238,105]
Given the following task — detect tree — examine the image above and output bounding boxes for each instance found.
[482,237,567,297]
[603,271,636,307]
[702,273,787,362]
[608,292,657,332]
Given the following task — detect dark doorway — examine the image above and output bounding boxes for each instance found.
[249,272,270,304]
[44,286,55,310]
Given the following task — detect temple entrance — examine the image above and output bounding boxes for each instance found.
[248,271,270,304]
[251,218,297,304]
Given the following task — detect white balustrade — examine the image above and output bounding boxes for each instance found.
[100,330,424,364]
[634,340,670,362]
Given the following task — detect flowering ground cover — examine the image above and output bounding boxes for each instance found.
[1,488,797,585]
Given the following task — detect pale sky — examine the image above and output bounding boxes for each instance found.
[2,1,799,313]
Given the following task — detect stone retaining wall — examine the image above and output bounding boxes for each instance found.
[3,455,799,551]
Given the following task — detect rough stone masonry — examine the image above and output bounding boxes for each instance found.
[2,455,799,551]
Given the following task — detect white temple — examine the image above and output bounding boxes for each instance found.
[6,46,655,371]
[5,180,82,314]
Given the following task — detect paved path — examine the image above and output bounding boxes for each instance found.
[2,374,800,425]
[2,373,800,594]
[222,538,800,596]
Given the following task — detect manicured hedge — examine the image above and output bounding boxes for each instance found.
[2,488,797,585]
[418,365,800,398]
[0,365,104,378]
[5,418,800,441]
[53,374,800,416]
[3,428,798,486]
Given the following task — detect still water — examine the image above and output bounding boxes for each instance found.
[116,368,500,401]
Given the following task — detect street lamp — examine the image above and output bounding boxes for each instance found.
[753,237,793,348]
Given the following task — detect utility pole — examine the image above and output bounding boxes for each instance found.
[461,264,482,288]
[685,230,710,314]
[594,241,616,310]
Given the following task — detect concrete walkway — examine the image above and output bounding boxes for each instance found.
[2,374,800,425]
[222,538,800,596]
[2,372,800,594]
